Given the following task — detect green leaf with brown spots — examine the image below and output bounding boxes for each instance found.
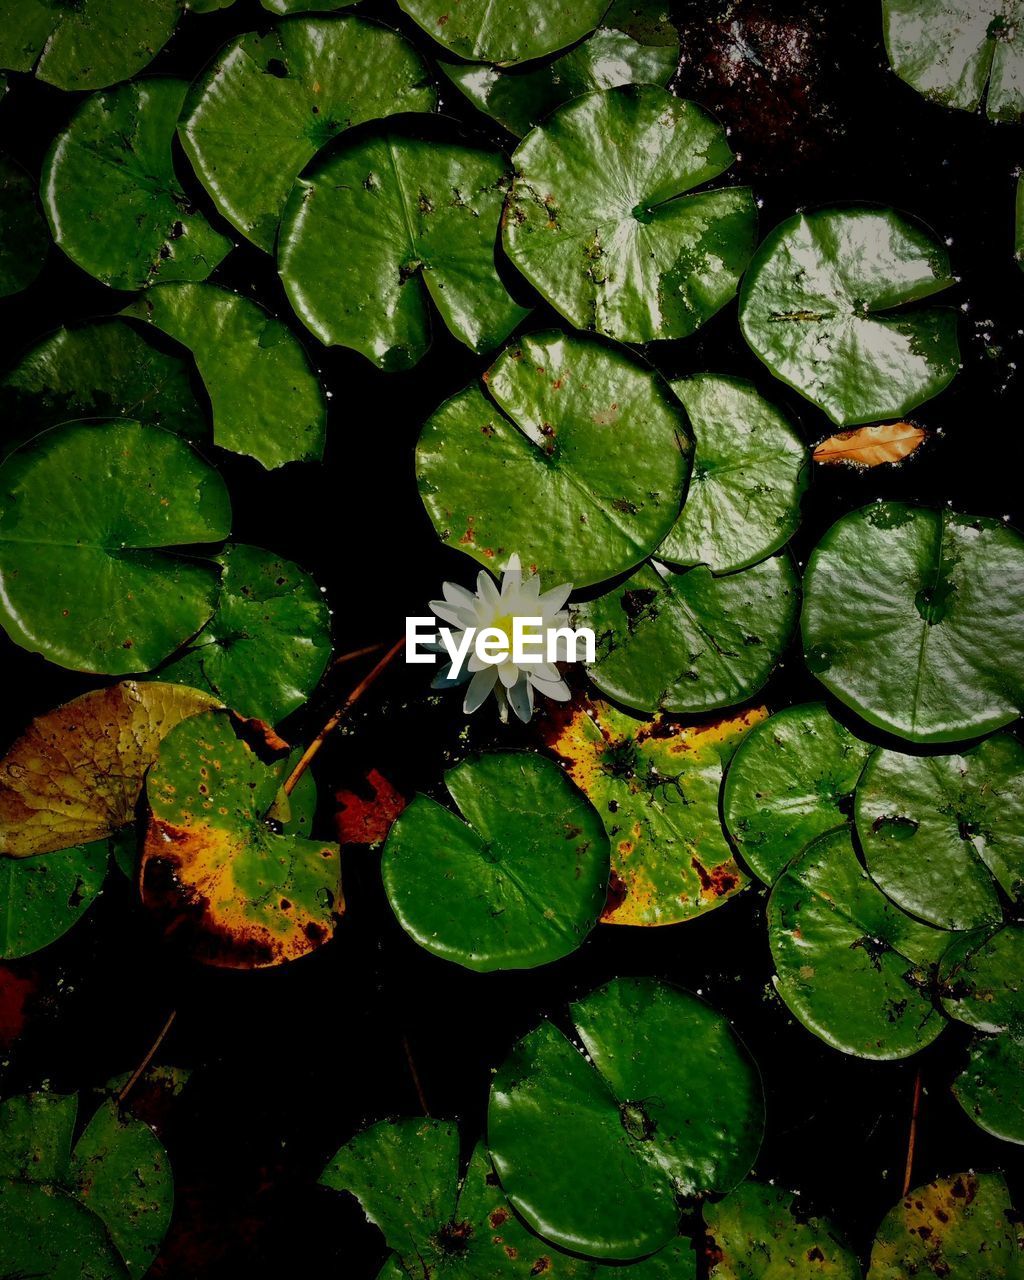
[42,79,231,292]
[0,1180,130,1280]
[939,923,1024,1033]
[0,840,110,959]
[504,86,757,343]
[180,16,435,252]
[416,330,691,589]
[382,751,609,971]
[577,554,799,716]
[488,977,764,1260]
[868,1171,1024,1279]
[768,825,950,1060]
[397,0,609,65]
[0,154,47,299]
[704,1180,861,1279]
[141,708,341,968]
[0,421,231,675]
[954,1030,1024,1146]
[722,703,874,886]
[0,320,207,455]
[155,543,331,723]
[542,696,765,926]
[279,126,528,371]
[856,735,1024,931]
[123,282,326,469]
[0,1093,77,1184]
[0,0,180,92]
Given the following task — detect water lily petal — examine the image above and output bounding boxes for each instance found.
[508,675,534,723]
[464,665,498,714]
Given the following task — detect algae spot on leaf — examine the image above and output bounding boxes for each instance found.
[141,708,341,969]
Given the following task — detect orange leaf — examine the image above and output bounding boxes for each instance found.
[335,770,406,847]
[813,422,926,468]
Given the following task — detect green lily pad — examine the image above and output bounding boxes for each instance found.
[397,0,608,65]
[739,207,959,427]
[954,1030,1024,1145]
[884,0,1024,123]
[180,16,436,253]
[382,751,609,972]
[488,977,764,1260]
[0,840,109,959]
[0,421,230,675]
[42,79,231,292]
[939,924,1023,1033]
[416,330,690,588]
[768,825,949,1059]
[801,503,1024,743]
[543,697,765,925]
[279,128,528,371]
[0,0,180,92]
[262,0,354,11]
[703,1180,861,1279]
[0,155,47,298]
[722,703,874,886]
[578,554,800,716]
[856,735,1024,931]
[0,682,219,857]
[505,85,757,343]
[658,375,808,574]
[868,1171,1023,1279]
[142,708,341,968]
[441,23,678,139]
[0,320,207,455]
[0,1091,172,1280]
[155,543,331,724]
[123,281,325,469]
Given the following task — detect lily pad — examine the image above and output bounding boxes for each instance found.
[953,1030,1024,1145]
[739,207,959,427]
[939,924,1023,1033]
[868,1171,1023,1279]
[856,735,1024,931]
[441,24,679,139]
[0,1091,172,1280]
[0,421,230,675]
[768,825,949,1059]
[141,708,341,968]
[801,503,1024,743]
[0,682,218,857]
[279,127,528,370]
[0,0,180,92]
[397,0,608,65]
[722,703,874,886]
[884,0,1024,123]
[488,977,764,1260]
[123,282,325,469]
[262,0,354,10]
[155,543,331,724]
[382,751,608,971]
[0,155,47,298]
[180,16,436,252]
[578,554,800,716]
[416,330,690,588]
[504,85,758,343]
[658,374,808,574]
[543,697,765,925]
[704,1181,861,1279]
[42,79,231,292]
[0,840,109,959]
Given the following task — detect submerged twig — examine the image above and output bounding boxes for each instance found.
[901,1066,923,1197]
[117,1009,177,1106]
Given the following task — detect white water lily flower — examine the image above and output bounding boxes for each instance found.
[429,555,573,723]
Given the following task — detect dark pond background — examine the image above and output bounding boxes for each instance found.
[1,0,1022,1274]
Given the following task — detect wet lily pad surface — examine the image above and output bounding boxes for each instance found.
[954,1030,1024,1146]
[382,751,609,971]
[856,734,1024,931]
[740,207,959,426]
[801,503,1024,743]
[488,977,764,1259]
[723,702,874,886]
[0,840,109,959]
[416,330,690,587]
[939,923,1023,1034]
[397,0,608,65]
[505,86,757,343]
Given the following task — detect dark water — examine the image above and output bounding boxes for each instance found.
[0,0,1021,1274]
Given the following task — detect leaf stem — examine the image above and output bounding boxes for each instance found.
[401,1033,430,1116]
[117,1009,177,1105]
[283,637,405,796]
[332,641,387,668]
[901,1066,923,1197]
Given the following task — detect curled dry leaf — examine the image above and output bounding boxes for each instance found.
[813,422,927,469]
[0,682,219,858]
